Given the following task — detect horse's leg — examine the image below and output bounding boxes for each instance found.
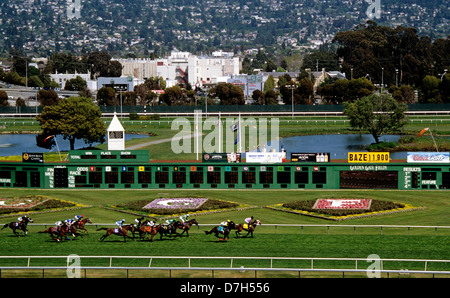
[99,231,109,242]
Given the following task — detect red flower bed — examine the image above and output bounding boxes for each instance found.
[313,198,372,210]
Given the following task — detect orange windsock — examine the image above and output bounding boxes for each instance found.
[44,135,55,142]
[417,128,429,138]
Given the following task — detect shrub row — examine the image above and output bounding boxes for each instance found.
[129,113,161,120]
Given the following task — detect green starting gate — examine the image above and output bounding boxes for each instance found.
[1,150,449,190]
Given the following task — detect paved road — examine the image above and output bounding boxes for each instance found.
[126,132,202,150]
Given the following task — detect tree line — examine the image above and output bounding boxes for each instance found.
[1,21,449,108]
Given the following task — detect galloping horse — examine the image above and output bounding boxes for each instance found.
[39,223,71,242]
[138,224,163,241]
[205,221,236,240]
[158,222,179,240]
[177,219,198,237]
[2,216,33,236]
[71,217,92,234]
[97,224,136,242]
[235,219,262,238]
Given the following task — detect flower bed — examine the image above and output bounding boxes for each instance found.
[313,198,372,210]
[0,195,89,217]
[266,198,424,221]
[113,197,255,218]
[0,196,49,209]
[143,198,208,210]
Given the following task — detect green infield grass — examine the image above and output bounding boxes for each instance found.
[0,189,449,272]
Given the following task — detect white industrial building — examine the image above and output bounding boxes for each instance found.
[50,71,92,89]
[114,50,241,89]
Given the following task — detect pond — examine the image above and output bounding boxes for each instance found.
[0,133,408,160]
[267,134,406,160]
[0,133,149,156]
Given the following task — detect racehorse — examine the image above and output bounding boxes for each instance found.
[235,219,262,238]
[158,222,179,240]
[97,224,136,242]
[39,223,71,242]
[2,216,33,236]
[71,217,92,234]
[138,224,163,241]
[205,221,236,241]
[177,219,198,237]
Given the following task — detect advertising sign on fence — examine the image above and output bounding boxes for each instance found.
[407,152,450,163]
[291,153,330,163]
[246,152,286,163]
[348,152,390,163]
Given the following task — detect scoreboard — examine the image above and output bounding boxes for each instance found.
[1,150,450,190]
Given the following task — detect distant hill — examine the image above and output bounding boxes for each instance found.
[0,0,448,56]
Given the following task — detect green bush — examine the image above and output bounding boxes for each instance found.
[129,114,161,121]
[367,141,397,151]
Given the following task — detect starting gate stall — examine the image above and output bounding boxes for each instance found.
[0,150,449,190]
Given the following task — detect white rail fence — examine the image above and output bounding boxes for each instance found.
[1,256,449,278]
[26,223,450,236]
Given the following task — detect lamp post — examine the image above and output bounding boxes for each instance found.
[395,69,398,87]
[286,84,296,119]
[441,69,448,81]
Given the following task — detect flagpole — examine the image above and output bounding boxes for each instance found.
[54,137,62,161]
[418,128,438,152]
[218,111,221,153]
[429,129,439,152]
[238,112,242,153]
[195,112,199,160]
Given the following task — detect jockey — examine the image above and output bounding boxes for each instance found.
[220,219,231,227]
[219,219,231,232]
[179,214,190,225]
[74,215,84,222]
[116,219,125,231]
[65,218,75,226]
[244,216,254,224]
[134,217,145,228]
[165,218,176,226]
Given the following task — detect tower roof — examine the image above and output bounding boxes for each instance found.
[107,113,124,132]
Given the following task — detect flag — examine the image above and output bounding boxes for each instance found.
[417,128,429,138]
[234,130,239,145]
[230,122,239,132]
[215,115,220,126]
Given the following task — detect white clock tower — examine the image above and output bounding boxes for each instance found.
[107,113,125,150]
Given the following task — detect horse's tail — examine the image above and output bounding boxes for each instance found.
[204,229,214,235]
[96,227,108,231]
[1,224,8,230]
